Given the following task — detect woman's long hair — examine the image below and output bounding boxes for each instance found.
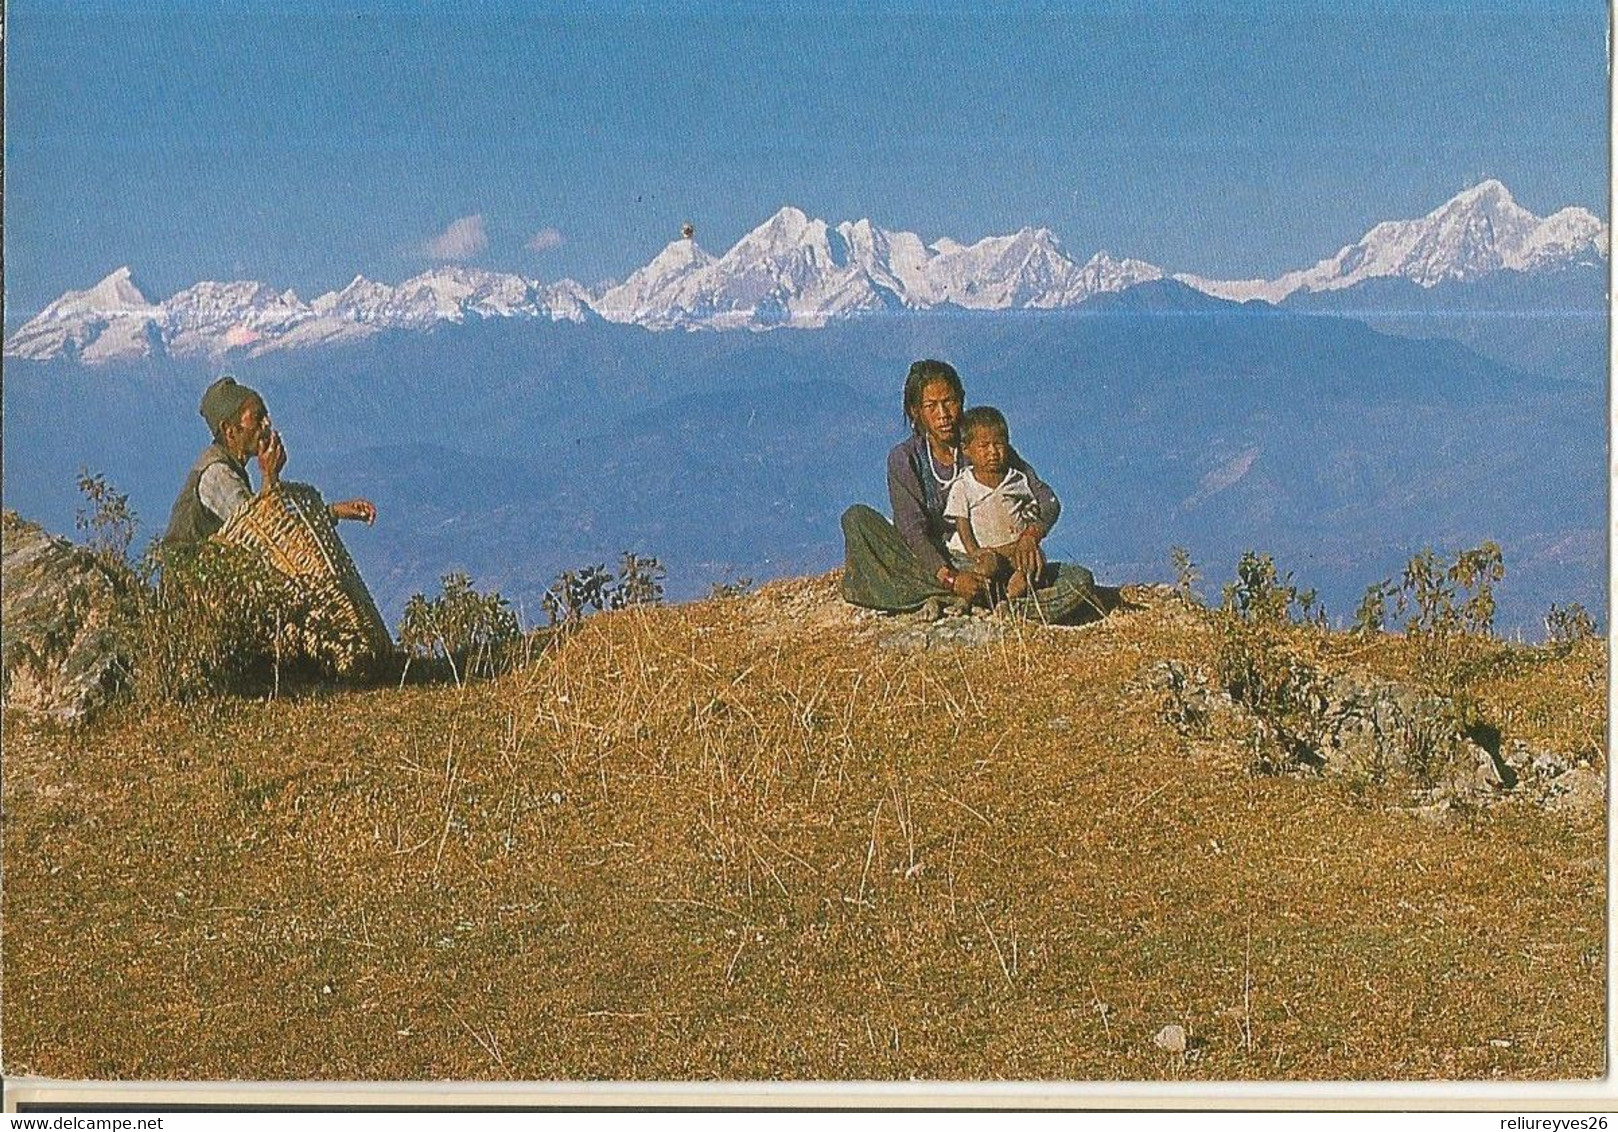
[901,359,964,433]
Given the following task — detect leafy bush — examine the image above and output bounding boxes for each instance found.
[70,469,316,703]
[542,552,666,625]
[1169,546,1201,603]
[398,572,520,684]
[1213,551,1329,772]
[1353,543,1508,693]
[75,469,138,570]
[608,552,666,610]
[1397,542,1504,639]
[132,541,313,704]
[1544,602,1598,647]
[1352,579,1395,635]
[1220,550,1324,626]
[709,573,755,600]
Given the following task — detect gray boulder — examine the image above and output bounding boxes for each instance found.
[1318,675,1487,785]
[2,511,137,723]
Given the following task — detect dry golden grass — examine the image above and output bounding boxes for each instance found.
[2,575,1605,1080]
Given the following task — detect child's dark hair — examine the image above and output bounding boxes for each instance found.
[960,405,1008,444]
[901,359,964,432]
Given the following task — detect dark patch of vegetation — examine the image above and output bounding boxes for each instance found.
[1212,551,1329,773]
[72,471,318,704]
[1544,601,1598,647]
[541,553,667,626]
[398,572,522,686]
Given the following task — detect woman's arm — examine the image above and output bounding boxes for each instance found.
[1005,449,1054,581]
[887,441,950,578]
[1008,445,1060,535]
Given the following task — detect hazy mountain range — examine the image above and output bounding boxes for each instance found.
[7,180,1606,374]
[4,180,1605,635]
[4,281,1602,633]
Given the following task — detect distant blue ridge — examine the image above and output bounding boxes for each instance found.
[3,298,1602,635]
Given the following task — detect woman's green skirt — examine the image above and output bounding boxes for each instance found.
[839,504,1114,624]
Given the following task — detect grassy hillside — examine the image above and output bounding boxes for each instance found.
[2,576,1605,1080]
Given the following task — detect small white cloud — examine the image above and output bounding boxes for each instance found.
[526,227,565,253]
[425,214,488,260]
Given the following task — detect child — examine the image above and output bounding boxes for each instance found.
[944,406,1045,601]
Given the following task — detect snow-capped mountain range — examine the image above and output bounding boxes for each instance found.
[6,180,1605,363]
[1176,180,1608,302]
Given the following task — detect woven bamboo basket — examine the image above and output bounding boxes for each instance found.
[213,482,391,676]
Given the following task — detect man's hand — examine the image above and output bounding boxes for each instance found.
[1008,529,1046,582]
[329,498,378,525]
[257,429,287,487]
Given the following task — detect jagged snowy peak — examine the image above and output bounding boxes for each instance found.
[1182,180,1608,302]
[4,267,165,360]
[683,207,886,327]
[1516,205,1608,270]
[836,218,933,298]
[66,265,159,315]
[925,227,1072,308]
[595,210,1164,329]
[309,275,403,323]
[164,280,316,355]
[599,207,920,330]
[268,270,595,350]
[1073,251,1167,296]
[694,207,913,328]
[595,239,719,326]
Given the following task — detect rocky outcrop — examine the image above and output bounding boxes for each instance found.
[1315,674,1510,797]
[1149,658,1602,815]
[2,512,137,723]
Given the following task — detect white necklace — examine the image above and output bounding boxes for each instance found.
[928,445,959,487]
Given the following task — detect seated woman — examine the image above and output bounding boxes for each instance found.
[840,358,1111,622]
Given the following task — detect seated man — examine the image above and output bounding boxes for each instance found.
[163,376,376,544]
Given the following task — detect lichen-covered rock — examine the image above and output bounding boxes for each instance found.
[1146,659,1230,735]
[2,511,137,723]
[879,605,1009,651]
[1543,766,1604,816]
[1317,674,1466,785]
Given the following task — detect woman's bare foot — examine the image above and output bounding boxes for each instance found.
[1006,570,1029,599]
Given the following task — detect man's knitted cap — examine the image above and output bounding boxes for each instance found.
[199,376,261,432]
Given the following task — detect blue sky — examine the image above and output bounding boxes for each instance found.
[4,0,1608,322]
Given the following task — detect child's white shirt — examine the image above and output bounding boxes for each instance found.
[944,467,1041,553]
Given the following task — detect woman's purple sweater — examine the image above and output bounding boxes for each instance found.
[886,431,1061,577]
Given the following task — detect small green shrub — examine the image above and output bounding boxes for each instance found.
[1214,550,1329,772]
[133,541,313,704]
[709,573,755,600]
[1169,546,1201,603]
[542,552,666,625]
[1382,542,1507,693]
[1397,542,1504,639]
[1352,579,1395,635]
[1544,602,1598,646]
[1220,550,1324,626]
[69,469,313,704]
[609,552,666,610]
[75,469,138,570]
[398,572,520,684]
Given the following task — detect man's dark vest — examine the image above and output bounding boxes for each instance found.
[162,442,252,545]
